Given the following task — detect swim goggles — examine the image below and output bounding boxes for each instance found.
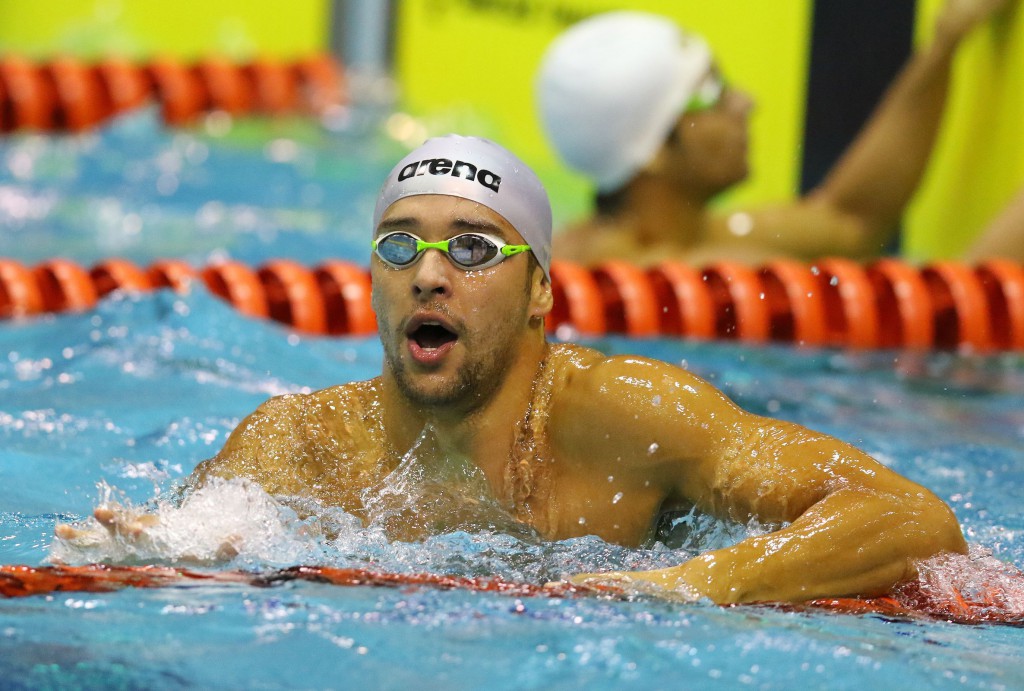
[372,231,531,270]
[685,68,726,113]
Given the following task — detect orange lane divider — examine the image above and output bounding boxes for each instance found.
[976,259,1024,350]
[0,54,346,132]
[0,257,1022,351]
[2,563,1022,626]
[702,262,771,343]
[812,258,880,349]
[646,261,716,339]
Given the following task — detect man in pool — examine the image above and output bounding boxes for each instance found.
[536,0,1011,266]
[57,135,966,604]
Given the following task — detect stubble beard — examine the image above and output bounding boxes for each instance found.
[382,306,529,412]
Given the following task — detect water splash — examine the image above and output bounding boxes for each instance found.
[47,474,692,585]
[48,477,334,567]
[895,544,1024,621]
[359,425,538,543]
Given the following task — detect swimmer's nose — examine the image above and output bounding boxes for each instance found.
[411,248,452,299]
[725,87,755,116]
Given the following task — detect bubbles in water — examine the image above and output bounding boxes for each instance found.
[48,477,334,567]
[898,545,1024,619]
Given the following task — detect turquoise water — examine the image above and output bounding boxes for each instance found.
[1,111,1023,689]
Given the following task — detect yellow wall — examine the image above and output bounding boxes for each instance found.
[905,0,1024,260]
[393,0,813,227]
[0,0,330,61]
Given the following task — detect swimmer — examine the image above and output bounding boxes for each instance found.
[56,135,967,604]
[536,0,1012,266]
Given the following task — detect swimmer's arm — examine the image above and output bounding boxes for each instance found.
[811,0,1010,251]
[964,185,1024,262]
[709,0,1010,260]
[560,356,966,604]
[623,424,967,604]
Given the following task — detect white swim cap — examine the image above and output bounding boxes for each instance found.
[537,11,714,192]
[373,134,552,279]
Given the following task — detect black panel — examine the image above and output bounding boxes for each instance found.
[801,1,916,193]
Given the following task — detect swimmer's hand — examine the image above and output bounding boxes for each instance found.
[937,0,1014,43]
[552,566,706,603]
[54,504,240,564]
[55,505,160,544]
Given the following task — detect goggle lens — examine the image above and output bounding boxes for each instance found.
[686,70,726,113]
[376,232,420,265]
[448,234,499,267]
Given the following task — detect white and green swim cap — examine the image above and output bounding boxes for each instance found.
[373,134,552,279]
[537,11,714,192]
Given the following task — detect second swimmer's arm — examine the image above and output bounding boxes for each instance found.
[964,184,1024,262]
[805,0,1010,254]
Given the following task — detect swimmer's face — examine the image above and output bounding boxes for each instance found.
[370,194,551,409]
[664,83,754,196]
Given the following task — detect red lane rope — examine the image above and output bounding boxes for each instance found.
[761,259,828,346]
[2,563,1021,625]
[702,262,771,343]
[647,261,716,339]
[976,259,1024,350]
[1,257,1022,351]
[813,257,880,348]
[0,54,346,132]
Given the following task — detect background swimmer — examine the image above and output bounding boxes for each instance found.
[57,135,967,604]
[537,0,1012,266]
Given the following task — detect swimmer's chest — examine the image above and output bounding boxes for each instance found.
[526,466,668,546]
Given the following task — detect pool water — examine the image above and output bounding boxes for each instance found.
[2,110,1024,689]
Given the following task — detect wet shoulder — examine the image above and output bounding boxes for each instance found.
[194,378,385,496]
[243,378,380,441]
[546,344,673,398]
[289,378,388,459]
[545,345,706,438]
[543,342,603,388]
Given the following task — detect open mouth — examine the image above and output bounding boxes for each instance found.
[408,322,458,350]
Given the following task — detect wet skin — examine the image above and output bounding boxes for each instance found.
[57,195,967,604]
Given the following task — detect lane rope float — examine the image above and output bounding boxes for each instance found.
[0,256,1021,351]
[0,54,345,132]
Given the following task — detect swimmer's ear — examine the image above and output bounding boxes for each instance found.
[529,266,553,320]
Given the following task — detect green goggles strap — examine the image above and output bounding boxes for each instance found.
[501,244,530,257]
